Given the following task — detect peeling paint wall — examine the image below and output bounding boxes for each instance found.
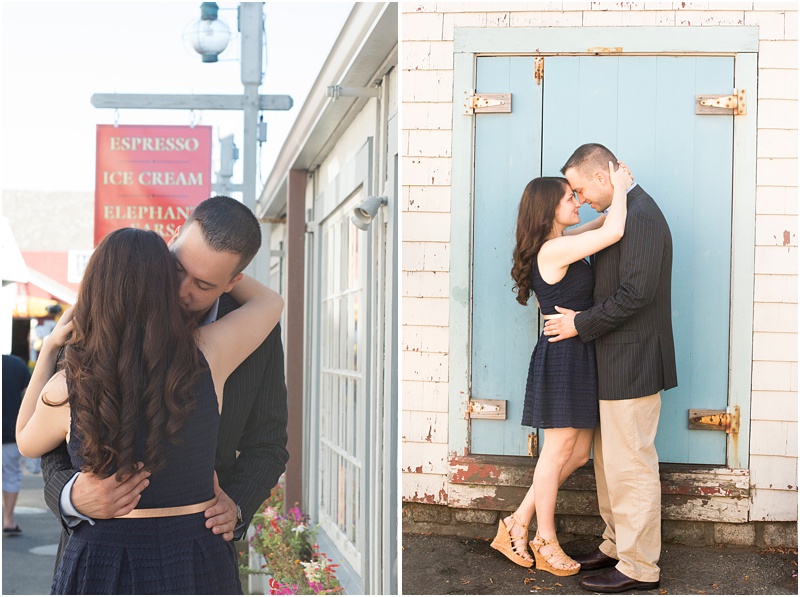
[401,2,798,521]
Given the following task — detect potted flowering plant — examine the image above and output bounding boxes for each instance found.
[243,485,343,595]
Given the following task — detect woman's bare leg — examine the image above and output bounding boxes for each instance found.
[503,427,594,563]
[508,427,593,522]
[533,428,581,540]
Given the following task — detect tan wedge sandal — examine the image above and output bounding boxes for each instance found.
[489,513,534,568]
[529,532,581,577]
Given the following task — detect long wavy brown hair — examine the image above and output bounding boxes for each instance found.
[511,177,571,306]
[56,228,202,480]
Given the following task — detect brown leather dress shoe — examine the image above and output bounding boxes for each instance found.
[580,568,660,593]
[572,548,618,571]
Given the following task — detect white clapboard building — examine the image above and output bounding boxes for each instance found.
[257,3,398,594]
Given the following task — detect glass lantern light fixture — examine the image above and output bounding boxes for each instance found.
[185,2,230,63]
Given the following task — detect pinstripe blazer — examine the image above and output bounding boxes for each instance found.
[574,185,678,400]
[41,293,289,566]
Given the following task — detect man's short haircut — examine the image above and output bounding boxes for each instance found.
[183,196,262,276]
[561,143,618,176]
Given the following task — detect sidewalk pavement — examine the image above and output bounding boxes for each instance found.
[402,533,798,595]
[1,466,61,595]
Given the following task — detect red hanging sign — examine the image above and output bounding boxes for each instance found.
[94,124,212,245]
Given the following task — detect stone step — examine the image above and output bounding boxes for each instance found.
[403,459,797,548]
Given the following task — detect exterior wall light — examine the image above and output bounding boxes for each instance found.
[351,196,388,231]
[185,2,230,63]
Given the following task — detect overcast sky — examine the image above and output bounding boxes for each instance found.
[0,1,353,193]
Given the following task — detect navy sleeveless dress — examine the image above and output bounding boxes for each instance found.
[51,355,242,595]
[521,256,599,429]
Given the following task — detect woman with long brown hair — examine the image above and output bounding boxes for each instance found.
[491,162,631,576]
[15,228,283,594]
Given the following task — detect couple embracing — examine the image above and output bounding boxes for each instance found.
[16,197,288,594]
[492,143,677,593]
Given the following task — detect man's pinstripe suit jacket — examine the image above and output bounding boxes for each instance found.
[575,185,678,400]
[41,293,289,566]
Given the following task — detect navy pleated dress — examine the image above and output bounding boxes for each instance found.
[521,256,599,429]
[51,355,242,595]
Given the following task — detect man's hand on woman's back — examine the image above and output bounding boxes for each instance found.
[71,462,151,519]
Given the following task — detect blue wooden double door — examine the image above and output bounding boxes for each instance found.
[470,55,734,465]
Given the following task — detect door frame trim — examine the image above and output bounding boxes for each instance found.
[448,26,758,478]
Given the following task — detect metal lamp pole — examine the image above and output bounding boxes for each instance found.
[238,2,265,279]
[238,2,262,218]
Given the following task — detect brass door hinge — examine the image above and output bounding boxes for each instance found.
[534,57,544,85]
[688,405,740,435]
[466,399,507,419]
[528,432,539,458]
[463,90,512,115]
[696,89,747,115]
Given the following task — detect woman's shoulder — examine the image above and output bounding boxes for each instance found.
[537,237,557,258]
[537,235,571,264]
[41,370,68,404]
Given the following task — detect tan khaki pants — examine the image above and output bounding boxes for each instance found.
[593,393,662,583]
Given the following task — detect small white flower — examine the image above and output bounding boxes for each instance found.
[293,523,308,534]
[301,560,322,582]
